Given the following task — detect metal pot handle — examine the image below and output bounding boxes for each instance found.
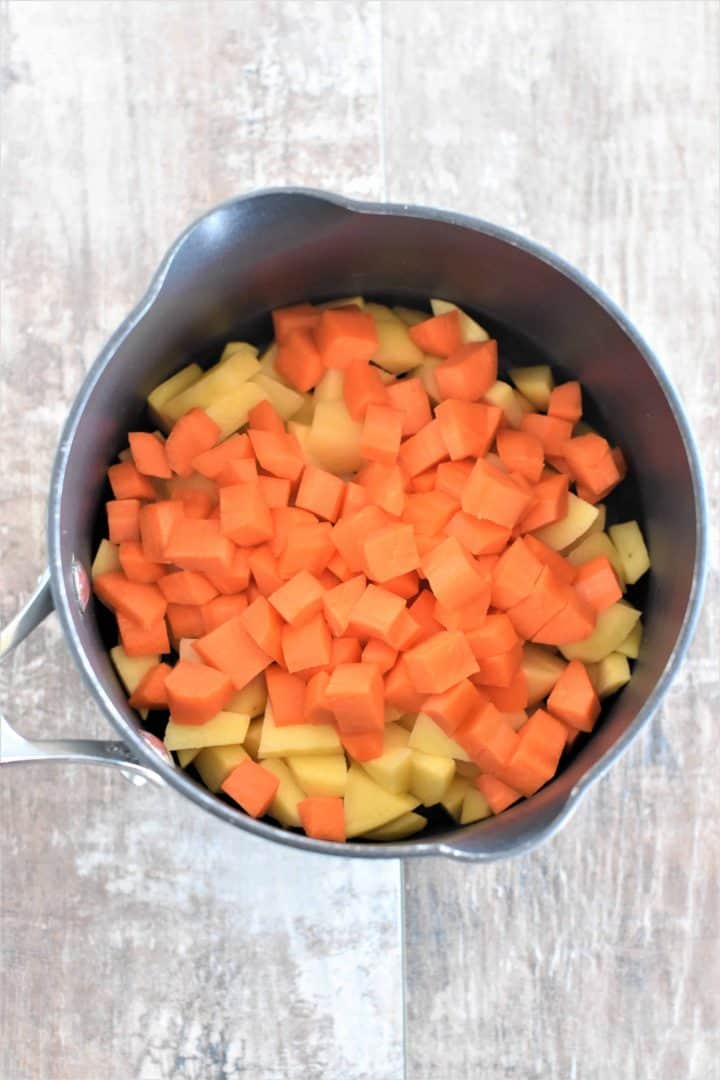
[0,571,164,786]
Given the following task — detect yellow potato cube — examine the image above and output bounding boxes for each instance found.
[566,531,626,586]
[287,422,325,468]
[314,369,345,403]
[617,620,643,659]
[508,365,554,409]
[261,759,305,828]
[409,751,455,805]
[319,295,365,309]
[258,703,342,757]
[441,777,470,821]
[308,400,364,475]
[147,362,203,429]
[483,380,535,428]
[393,305,427,327]
[176,748,200,768]
[251,373,304,420]
[532,493,599,551]
[243,717,263,759]
[344,763,419,838]
[362,812,427,841]
[367,305,424,374]
[589,652,632,699]
[361,724,413,794]
[430,298,490,343]
[204,381,268,439]
[521,644,567,706]
[408,713,471,762]
[608,521,650,584]
[416,356,443,403]
[460,787,493,824]
[219,341,249,361]
[195,744,248,793]
[164,711,250,752]
[227,674,267,718]
[287,754,348,797]
[110,646,158,695]
[91,539,121,579]
[293,395,316,425]
[258,343,282,380]
[561,601,641,663]
[163,345,260,422]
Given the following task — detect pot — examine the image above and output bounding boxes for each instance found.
[0,189,707,859]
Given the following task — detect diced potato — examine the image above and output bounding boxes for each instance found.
[441,776,470,820]
[508,365,554,409]
[408,713,471,762]
[344,763,419,838]
[110,645,158,695]
[589,652,632,699]
[363,301,396,322]
[219,341,249,361]
[204,381,268,439]
[608,521,650,585]
[561,601,641,663]
[287,754,348,797]
[91,539,121,579]
[483,381,535,428]
[194,744,248,793]
[410,751,455,805]
[588,503,607,535]
[362,811,427,841]
[227,674,267,718]
[251,373,304,420]
[308,400,364,475]
[460,787,493,824]
[416,356,442,403]
[261,759,305,828]
[393,305,428,327]
[367,306,424,374]
[163,345,260,422]
[362,724,413,794]
[521,644,567,706]
[292,394,316,425]
[314,369,345,403]
[176,748,200,768]
[288,422,325,468]
[258,342,282,380]
[319,295,365,309]
[258,702,342,757]
[617,620,643,659]
[147,362,203,429]
[430,299,490,343]
[566,531,626,586]
[164,711,250,751]
[532,493,599,551]
[243,717,263,759]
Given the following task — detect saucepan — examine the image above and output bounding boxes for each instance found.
[0,189,707,859]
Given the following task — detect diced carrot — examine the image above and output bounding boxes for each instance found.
[257,474,291,509]
[414,533,444,559]
[305,670,335,724]
[404,630,479,694]
[239,594,285,662]
[272,302,319,343]
[433,594,490,633]
[214,458,259,489]
[507,566,568,639]
[490,538,545,610]
[531,589,596,645]
[402,491,458,535]
[331,505,391,572]
[127,662,172,709]
[502,708,566,796]
[347,584,406,645]
[573,555,623,613]
[266,665,306,726]
[523,535,576,585]
[342,359,390,421]
[129,431,171,479]
[222,758,280,817]
[295,464,345,522]
[435,340,498,401]
[496,428,544,484]
[165,659,235,725]
[387,609,421,651]
[340,730,385,762]
[269,570,325,625]
[361,638,398,674]
[277,522,335,579]
[611,446,628,481]
[382,570,420,600]
[455,702,520,770]
[249,429,304,482]
[328,551,352,582]
[107,461,157,501]
[167,602,207,640]
[547,659,600,732]
[200,594,249,634]
[462,459,533,529]
[315,307,378,369]
[248,399,285,436]
[270,507,317,558]
[325,663,384,734]
[282,612,332,673]
[203,548,251,595]
[397,419,449,478]
[107,499,141,543]
[276,328,326,392]
[356,462,406,516]
[117,613,170,657]
[248,545,283,597]
[341,481,370,517]
[386,377,432,436]
[219,481,274,546]
[424,678,485,735]
[384,656,426,713]
[118,540,165,583]
[517,474,569,533]
[408,310,462,356]
[94,571,167,629]
[474,774,522,814]
[405,590,444,646]
[562,434,622,498]
[192,433,253,478]
[443,511,510,556]
[165,519,235,576]
[360,403,403,464]
[331,636,363,665]
[435,399,502,460]
[520,413,573,456]
[166,409,220,477]
[547,381,582,423]
[167,485,215,519]
[195,614,271,690]
[408,468,438,493]
[474,641,523,688]
[298,797,346,842]
[422,536,490,611]
[482,667,529,711]
[362,523,420,583]
[466,614,519,658]
[435,459,474,500]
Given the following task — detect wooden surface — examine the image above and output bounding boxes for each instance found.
[0,2,717,1078]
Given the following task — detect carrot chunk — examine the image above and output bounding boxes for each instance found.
[424,678,486,735]
[408,310,462,356]
[118,540,165,583]
[435,340,498,401]
[356,462,406,516]
[347,584,406,645]
[331,637,363,665]
[507,566,568,640]
[435,399,502,459]
[195,614,272,690]
[266,665,307,726]
[520,413,573,456]
[203,548,251,595]
[165,659,234,725]
[518,474,569,533]
[326,662,385,734]
[272,302,319,343]
[165,519,235,576]
[562,433,622,499]
[257,475,291,509]
[522,535,577,585]
[282,612,332,673]
[573,555,623,613]
[276,328,326,392]
[239,595,285,663]
[322,575,368,637]
[496,429,544,484]
[158,571,218,605]
[490,538,545,610]
[128,662,172,709]
[222,759,280,817]
[108,461,157,501]
[248,399,286,436]
[404,630,479,694]
[435,459,474,500]
[129,431,171,479]
[360,403,403,464]
[117,613,170,657]
[422,536,490,610]
[398,419,449,478]
[402,491,458,535]
[474,774,522,814]
[384,656,426,713]
[269,570,325,626]
[248,545,284,596]
[474,641,523,687]
[482,667,529,711]
[298,797,346,842]
[386,377,432,435]
[107,499,141,544]
[461,459,533,529]
[342,359,389,421]
[295,464,345,522]
[192,433,253,479]
[218,480,273,546]
[167,602,207,640]
[339,730,385,762]
[305,670,335,724]
[248,429,304,482]
[466,614,519,659]
[547,659,601,731]
[200,594,249,634]
[382,570,420,600]
[547,381,582,423]
[277,522,335,580]
[315,307,378,369]
[502,708,566,796]
[166,408,220,477]
[361,638,398,674]
[531,589,595,645]
[405,590,444,646]
[455,702,520,770]
[94,571,167,629]
[362,523,421,583]
[443,512,510,556]
[332,505,391,572]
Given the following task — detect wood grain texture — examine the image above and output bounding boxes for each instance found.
[384,2,720,1078]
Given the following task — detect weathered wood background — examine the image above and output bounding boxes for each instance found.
[1,2,717,1078]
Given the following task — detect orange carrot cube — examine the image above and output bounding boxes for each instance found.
[222,759,280,817]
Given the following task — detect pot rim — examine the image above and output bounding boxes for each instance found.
[47,187,709,860]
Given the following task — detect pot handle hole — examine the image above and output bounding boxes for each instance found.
[0,571,165,787]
